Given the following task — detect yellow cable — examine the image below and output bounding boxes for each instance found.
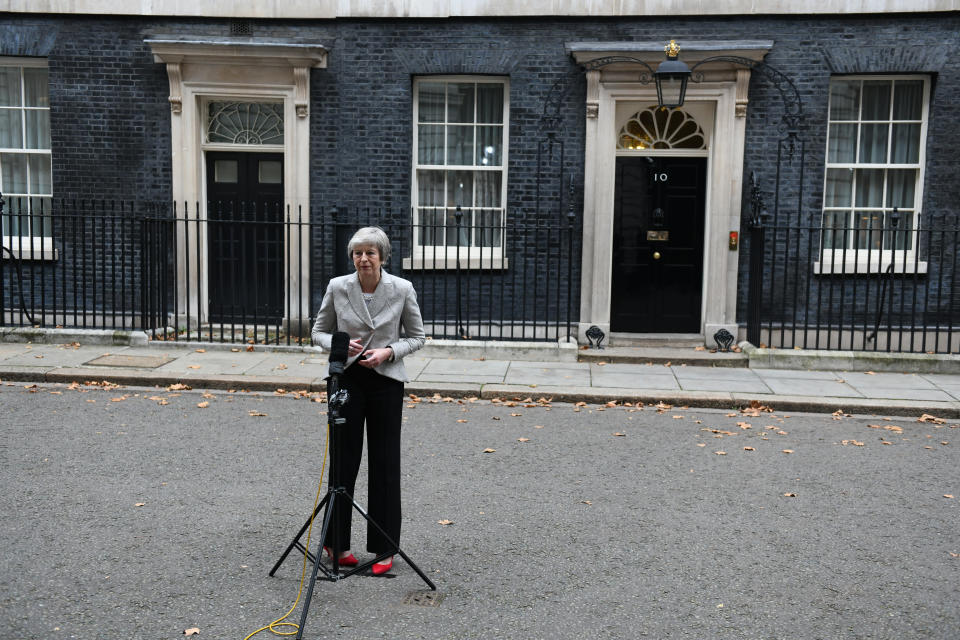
[244,423,330,640]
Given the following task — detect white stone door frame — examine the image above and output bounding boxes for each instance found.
[569,41,772,347]
[147,38,326,332]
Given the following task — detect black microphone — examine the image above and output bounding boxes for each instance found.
[329,331,350,376]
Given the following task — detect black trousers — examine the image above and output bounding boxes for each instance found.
[325,364,404,554]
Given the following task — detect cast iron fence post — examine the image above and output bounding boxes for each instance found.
[566,178,576,342]
[746,172,768,347]
[455,206,465,338]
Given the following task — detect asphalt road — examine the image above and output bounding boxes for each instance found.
[1,381,957,640]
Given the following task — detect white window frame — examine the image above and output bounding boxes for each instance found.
[816,75,930,275]
[0,57,54,260]
[407,75,509,270]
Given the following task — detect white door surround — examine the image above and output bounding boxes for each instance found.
[146,37,326,330]
[567,41,773,347]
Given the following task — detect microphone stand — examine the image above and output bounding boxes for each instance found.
[269,359,436,640]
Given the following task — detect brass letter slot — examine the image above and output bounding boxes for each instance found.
[647,230,669,242]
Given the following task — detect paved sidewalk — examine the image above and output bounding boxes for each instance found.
[2,340,959,417]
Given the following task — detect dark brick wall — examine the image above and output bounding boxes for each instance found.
[28,15,171,202]
[1,11,958,331]
[733,13,960,327]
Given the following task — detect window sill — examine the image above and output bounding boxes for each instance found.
[2,244,58,261]
[402,255,509,271]
[814,260,928,275]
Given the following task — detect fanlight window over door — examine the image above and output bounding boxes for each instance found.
[206,101,284,145]
[617,107,706,150]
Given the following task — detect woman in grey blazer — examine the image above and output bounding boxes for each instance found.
[311,226,425,575]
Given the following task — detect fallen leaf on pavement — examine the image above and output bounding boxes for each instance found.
[197,401,209,408]
[135,502,145,507]
[945,495,955,499]
[248,410,267,417]
[613,432,626,437]
[482,448,496,453]
[187,365,201,369]
[743,446,755,451]
[784,492,797,497]
[167,383,192,391]
[746,400,774,413]
[919,414,946,424]
[184,629,200,637]
[438,519,454,526]
[517,437,530,442]
[703,428,736,436]
[868,424,903,433]
[782,449,794,454]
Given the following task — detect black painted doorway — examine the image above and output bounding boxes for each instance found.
[205,151,284,323]
[610,156,707,333]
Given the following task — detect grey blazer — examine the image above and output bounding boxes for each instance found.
[311,269,426,382]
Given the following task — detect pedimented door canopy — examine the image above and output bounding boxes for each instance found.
[146,36,327,117]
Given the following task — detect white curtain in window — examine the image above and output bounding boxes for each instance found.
[886,169,915,210]
[855,169,884,208]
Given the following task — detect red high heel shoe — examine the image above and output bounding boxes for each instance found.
[371,557,393,576]
[324,546,358,567]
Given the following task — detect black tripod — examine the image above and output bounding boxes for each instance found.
[269,364,436,640]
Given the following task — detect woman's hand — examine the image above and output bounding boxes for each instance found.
[357,347,393,368]
[347,339,364,357]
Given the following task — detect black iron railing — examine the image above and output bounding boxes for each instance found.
[1,197,166,331]
[746,210,960,353]
[1,198,579,345]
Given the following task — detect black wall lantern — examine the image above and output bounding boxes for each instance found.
[571,39,802,128]
[653,40,691,109]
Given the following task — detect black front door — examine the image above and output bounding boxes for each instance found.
[206,151,284,323]
[611,156,707,333]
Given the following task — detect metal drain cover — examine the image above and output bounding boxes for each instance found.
[85,354,172,369]
[403,590,444,607]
